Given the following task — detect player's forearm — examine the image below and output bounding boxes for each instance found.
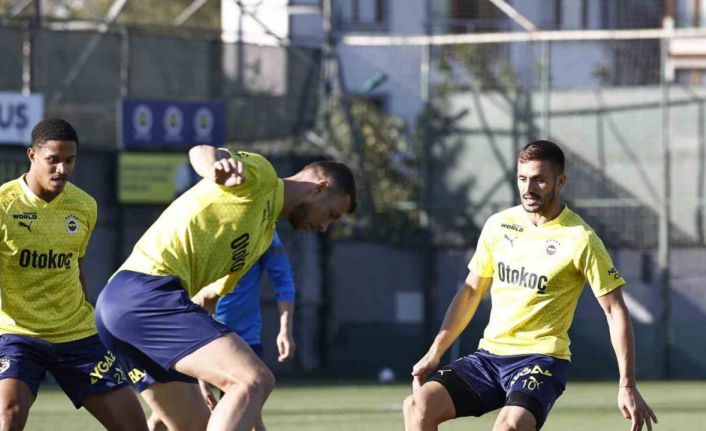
[189,145,218,180]
[277,301,294,334]
[429,284,482,358]
[606,302,637,386]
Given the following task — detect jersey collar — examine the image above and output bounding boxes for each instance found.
[521,204,571,229]
[17,174,64,208]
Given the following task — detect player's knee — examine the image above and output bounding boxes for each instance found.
[492,417,528,431]
[146,412,168,431]
[403,393,436,426]
[0,403,28,431]
[402,394,415,418]
[251,367,275,396]
[222,366,275,399]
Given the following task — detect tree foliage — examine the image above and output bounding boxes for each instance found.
[318,95,423,245]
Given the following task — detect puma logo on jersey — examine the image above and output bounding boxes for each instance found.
[18,221,32,232]
[503,234,517,247]
[438,369,453,376]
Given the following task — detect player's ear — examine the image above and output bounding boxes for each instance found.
[26,146,36,163]
[556,173,567,190]
[314,179,330,195]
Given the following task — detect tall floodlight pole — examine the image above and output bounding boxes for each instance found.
[540,40,551,139]
[318,0,334,374]
[659,16,673,379]
[419,0,436,348]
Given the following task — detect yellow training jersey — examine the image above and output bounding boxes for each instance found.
[0,177,98,342]
[120,151,284,298]
[469,205,625,360]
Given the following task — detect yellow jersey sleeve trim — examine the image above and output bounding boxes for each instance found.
[594,281,626,298]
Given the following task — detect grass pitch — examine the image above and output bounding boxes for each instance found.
[25,380,704,430]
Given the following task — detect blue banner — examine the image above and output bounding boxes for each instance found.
[120,99,225,150]
[0,92,44,145]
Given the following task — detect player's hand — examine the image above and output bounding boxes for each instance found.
[191,284,220,314]
[618,386,658,431]
[276,330,296,362]
[211,158,245,187]
[411,350,441,393]
[199,379,218,411]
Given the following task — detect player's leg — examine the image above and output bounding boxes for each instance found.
[146,411,169,431]
[0,380,35,431]
[217,343,267,431]
[249,344,266,431]
[403,381,456,431]
[491,405,536,431]
[95,271,269,430]
[50,334,148,431]
[140,381,210,431]
[81,387,148,431]
[496,353,570,430]
[253,417,266,431]
[404,354,506,431]
[172,332,275,431]
[0,335,52,431]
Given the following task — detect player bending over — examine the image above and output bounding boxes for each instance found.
[95,146,355,431]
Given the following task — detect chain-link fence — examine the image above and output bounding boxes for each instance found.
[327,32,706,379]
[0,21,327,373]
[2,20,706,379]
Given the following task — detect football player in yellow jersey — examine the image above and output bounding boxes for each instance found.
[95,145,356,431]
[0,119,147,430]
[404,141,657,431]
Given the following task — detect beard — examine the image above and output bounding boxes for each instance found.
[288,201,312,230]
[521,187,556,214]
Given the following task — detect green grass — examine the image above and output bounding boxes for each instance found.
[25,381,705,430]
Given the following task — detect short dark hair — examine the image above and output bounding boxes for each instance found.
[30,118,79,148]
[303,160,357,214]
[518,140,565,174]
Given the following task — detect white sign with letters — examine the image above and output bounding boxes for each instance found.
[0,92,44,145]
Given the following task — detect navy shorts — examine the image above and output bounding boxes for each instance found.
[0,333,129,408]
[95,270,232,392]
[425,350,569,429]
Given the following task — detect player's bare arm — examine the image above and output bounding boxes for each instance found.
[191,283,222,314]
[276,301,296,362]
[411,272,492,391]
[188,144,245,187]
[597,288,658,431]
